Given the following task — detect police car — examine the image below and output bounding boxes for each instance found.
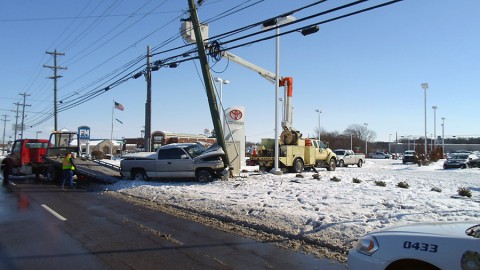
[348,222,480,270]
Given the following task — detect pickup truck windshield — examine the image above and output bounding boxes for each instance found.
[334,150,345,155]
[184,144,206,158]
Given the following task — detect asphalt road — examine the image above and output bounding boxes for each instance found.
[0,177,347,270]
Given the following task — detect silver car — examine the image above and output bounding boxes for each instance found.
[348,222,480,270]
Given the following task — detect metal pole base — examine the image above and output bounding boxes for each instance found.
[270,168,283,175]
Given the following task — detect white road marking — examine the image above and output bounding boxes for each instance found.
[41,204,67,221]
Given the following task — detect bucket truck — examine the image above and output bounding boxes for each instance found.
[218,51,336,173]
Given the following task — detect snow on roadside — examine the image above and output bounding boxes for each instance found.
[102,158,480,253]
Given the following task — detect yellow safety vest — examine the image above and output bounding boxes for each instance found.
[62,156,75,170]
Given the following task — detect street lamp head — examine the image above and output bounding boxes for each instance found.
[441,117,445,121]
[315,109,322,113]
[214,77,222,83]
[223,80,230,85]
[421,83,429,90]
[432,105,437,110]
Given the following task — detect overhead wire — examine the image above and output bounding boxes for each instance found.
[26,0,404,128]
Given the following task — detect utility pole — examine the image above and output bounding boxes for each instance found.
[19,92,31,139]
[44,50,67,131]
[13,102,21,140]
[145,46,152,152]
[1,114,9,152]
[188,0,230,167]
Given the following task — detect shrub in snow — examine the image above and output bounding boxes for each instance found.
[241,169,248,173]
[312,173,320,180]
[396,181,410,189]
[330,176,341,182]
[352,177,362,183]
[296,174,304,178]
[375,180,386,187]
[457,187,472,198]
[431,187,442,193]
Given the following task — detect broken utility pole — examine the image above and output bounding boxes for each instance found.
[187,0,230,168]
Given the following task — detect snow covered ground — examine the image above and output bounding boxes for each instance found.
[102,158,480,257]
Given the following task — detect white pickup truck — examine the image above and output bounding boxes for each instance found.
[120,143,227,182]
[333,149,365,167]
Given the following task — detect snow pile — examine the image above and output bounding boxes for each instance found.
[104,159,480,253]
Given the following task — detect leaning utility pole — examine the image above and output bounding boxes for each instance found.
[187,0,230,167]
[44,50,67,131]
[145,46,152,152]
[1,114,9,152]
[19,92,31,139]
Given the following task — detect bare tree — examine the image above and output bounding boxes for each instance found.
[344,124,377,143]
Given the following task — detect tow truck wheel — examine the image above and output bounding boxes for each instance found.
[196,170,212,183]
[131,169,147,181]
[291,158,304,173]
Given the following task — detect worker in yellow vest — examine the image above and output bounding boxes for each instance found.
[62,153,76,189]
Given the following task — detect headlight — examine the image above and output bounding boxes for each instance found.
[354,235,379,255]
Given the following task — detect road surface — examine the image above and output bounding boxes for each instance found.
[0,177,347,269]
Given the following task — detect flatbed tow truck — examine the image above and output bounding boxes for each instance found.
[2,131,120,184]
[43,131,120,184]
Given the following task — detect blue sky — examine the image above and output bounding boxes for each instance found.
[1,0,479,144]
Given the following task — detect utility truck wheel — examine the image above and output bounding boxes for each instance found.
[327,159,336,171]
[291,158,304,173]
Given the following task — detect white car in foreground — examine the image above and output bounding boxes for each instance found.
[348,222,480,270]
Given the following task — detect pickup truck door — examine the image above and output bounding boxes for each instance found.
[155,148,195,178]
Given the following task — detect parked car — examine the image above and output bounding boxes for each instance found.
[467,158,480,168]
[120,142,227,182]
[371,152,392,159]
[443,153,478,169]
[334,149,365,167]
[402,150,418,164]
[348,222,480,270]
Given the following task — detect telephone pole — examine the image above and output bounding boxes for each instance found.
[188,0,230,167]
[19,92,31,139]
[145,46,152,152]
[13,102,21,140]
[1,114,9,152]
[44,50,67,131]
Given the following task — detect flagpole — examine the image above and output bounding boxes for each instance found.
[111,99,114,155]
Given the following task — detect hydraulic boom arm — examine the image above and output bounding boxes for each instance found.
[219,51,301,144]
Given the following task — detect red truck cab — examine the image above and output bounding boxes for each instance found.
[2,139,49,176]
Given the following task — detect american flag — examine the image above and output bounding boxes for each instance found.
[114,101,124,111]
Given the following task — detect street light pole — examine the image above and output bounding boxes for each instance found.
[441,117,445,156]
[432,105,437,148]
[214,77,230,129]
[315,109,322,141]
[262,15,295,175]
[421,83,429,155]
[388,133,392,153]
[364,123,368,156]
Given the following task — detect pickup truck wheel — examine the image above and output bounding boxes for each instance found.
[291,158,304,173]
[196,170,212,183]
[339,160,345,167]
[327,159,336,171]
[131,170,147,181]
[357,160,363,168]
